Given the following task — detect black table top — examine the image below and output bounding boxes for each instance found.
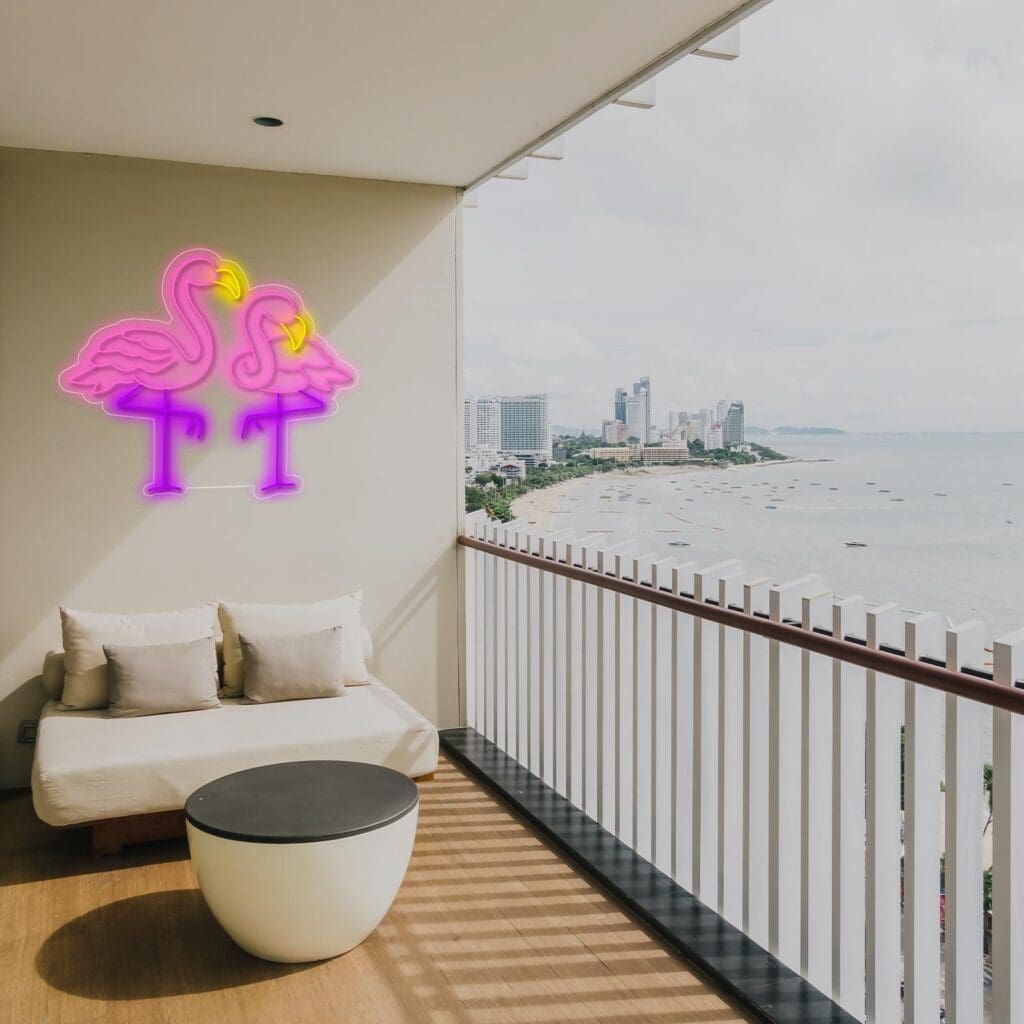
[185,760,419,844]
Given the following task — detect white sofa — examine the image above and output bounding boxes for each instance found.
[31,642,439,851]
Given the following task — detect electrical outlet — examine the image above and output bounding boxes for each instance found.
[17,720,38,744]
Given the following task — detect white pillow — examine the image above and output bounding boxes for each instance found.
[58,603,218,710]
[218,593,369,697]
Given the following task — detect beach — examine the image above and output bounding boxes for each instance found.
[510,459,798,534]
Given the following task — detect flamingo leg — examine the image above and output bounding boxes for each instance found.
[109,386,208,496]
[237,390,329,498]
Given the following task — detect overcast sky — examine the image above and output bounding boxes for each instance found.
[464,0,1024,433]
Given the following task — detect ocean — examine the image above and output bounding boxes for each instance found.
[516,432,1024,643]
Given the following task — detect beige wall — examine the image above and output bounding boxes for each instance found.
[0,148,462,788]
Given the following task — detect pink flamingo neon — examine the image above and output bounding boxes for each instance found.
[228,283,357,497]
[58,248,247,496]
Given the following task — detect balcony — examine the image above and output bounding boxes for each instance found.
[452,511,1024,1023]
[2,756,754,1024]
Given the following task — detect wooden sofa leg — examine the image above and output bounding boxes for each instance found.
[413,772,435,783]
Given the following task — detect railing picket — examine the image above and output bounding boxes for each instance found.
[580,542,598,817]
[612,548,632,841]
[537,535,551,787]
[993,629,1024,1024]
[506,524,520,761]
[525,530,539,775]
[801,589,834,994]
[768,573,823,968]
[693,560,743,908]
[487,522,501,744]
[865,602,904,1024]
[743,577,771,947]
[831,596,867,1018]
[904,613,946,1024]
[595,546,608,826]
[468,512,489,733]
[672,562,697,888]
[718,568,745,925]
[649,558,674,869]
[631,554,655,856]
[944,620,985,1024]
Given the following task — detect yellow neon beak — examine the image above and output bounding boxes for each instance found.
[212,260,249,302]
[281,311,315,353]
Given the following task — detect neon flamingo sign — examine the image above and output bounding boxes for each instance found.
[58,248,358,499]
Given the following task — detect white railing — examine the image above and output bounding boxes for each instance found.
[460,510,1024,1024]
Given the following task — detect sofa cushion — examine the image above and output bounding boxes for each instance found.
[218,594,369,697]
[31,679,438,826]
[240,626,347,704]
[106,634,221,718]
[59,604,218,710]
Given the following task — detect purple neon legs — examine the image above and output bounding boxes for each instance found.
[236,390,329,497]
[110,386,208,496]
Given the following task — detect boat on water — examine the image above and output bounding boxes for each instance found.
[879,488,891,493]
[669,540,690,548]
[891,497,905,502]
[845,541,868,548]
[766,505,778,510]
[866,481,876,485]
[934,492,947,497]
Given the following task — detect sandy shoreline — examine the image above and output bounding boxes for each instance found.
[511,459,801,533]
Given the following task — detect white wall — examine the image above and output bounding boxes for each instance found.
[0,148,462,787]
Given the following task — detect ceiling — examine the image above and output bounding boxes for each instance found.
[0,1,765,187]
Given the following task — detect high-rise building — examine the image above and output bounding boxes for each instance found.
[614,387,628,424]
[602,419,629,444]
[723,401,745,446]
[697,408,713,447]
[464,397,501,453]
[500,394,550,464]
[633,377,652,442]
[624,395,646,443]
[716,399,728,425]
[708,423,724,450]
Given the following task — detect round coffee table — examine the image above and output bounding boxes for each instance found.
[185,760,419,963]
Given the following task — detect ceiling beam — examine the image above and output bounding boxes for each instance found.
[463,0,773,192]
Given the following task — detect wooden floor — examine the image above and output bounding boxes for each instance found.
[1,758,751,1024]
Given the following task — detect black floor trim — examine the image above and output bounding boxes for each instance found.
[440,727,857,1024]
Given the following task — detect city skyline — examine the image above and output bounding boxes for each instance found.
[463,0,1024,434]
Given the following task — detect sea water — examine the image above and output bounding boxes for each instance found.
[538,432,1024,642]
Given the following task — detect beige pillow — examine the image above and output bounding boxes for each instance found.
[105,634,220,718]
[239,626,347,704]
[218,593,368,697]
[59,603,218,710]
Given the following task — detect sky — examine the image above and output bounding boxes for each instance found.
[463,0,1024,434]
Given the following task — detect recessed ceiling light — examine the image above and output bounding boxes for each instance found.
[253,116,284,127]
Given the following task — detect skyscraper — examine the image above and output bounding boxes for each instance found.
[716,399,728,425]
[723,401,745,446]
[500,395,550,464]
[697,408,713,447]
[633,377,652,442]
[614,387,628,424]
[624,395,645,442]
[464,397,501,452]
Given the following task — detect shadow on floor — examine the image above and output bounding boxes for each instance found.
[36,889,311,999]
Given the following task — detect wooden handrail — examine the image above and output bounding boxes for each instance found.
[459,533,1024,716]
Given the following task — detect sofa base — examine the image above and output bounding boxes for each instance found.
[91,810,187,856]
[88,771,437,856]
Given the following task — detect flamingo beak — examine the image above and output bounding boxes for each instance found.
[213,260,249,302]
[281,310,314,353]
